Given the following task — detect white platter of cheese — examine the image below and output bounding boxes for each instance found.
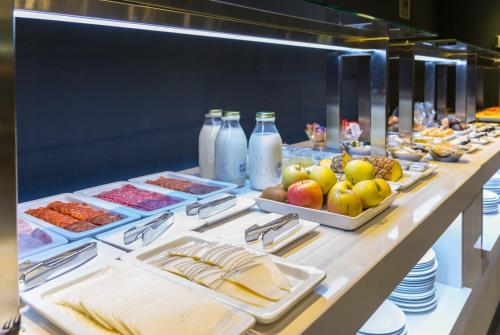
[121,231,326,324]
[21,260,255,335]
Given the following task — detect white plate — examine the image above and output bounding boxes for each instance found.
[21,260,255,335]
[255,192,397,231]
[219,213,319,254]
[129,171,238,199]
[96,195,255,251]
[19,238,125,292]
[417,249,436,265]
[75,181,196,217]
[18,218,68,259]
[18,193,141,241]
[388,171,423,190]
[121,231,326,324]
[358,300,406,335]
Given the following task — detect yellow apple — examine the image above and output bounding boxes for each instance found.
[327,189,363,216]
[373,178,392,199]
[309,165,337,194]
[327,181,354,202]
[352,179,385,209]
[344,160,375,184]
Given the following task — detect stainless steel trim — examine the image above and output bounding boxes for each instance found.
[456,61,467,121]
[369,48,388,155]
[466,53,477,121]
[424,62,436,109]
[436,64,448,120]
[0,0,19,328]
[14,0,387,50]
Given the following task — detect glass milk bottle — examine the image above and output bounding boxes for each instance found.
[249,111,283,190]
[198,109,222,179]
[215,111,248,186]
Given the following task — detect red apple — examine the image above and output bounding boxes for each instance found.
[287,180,323,210]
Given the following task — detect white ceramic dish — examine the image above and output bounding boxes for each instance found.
[121,231,326,324]
[18,193,141,241]
[18,218,68,259]
[219,213,319,253]
[255,192,397,231]
[96,195,255,251]
[75,181,196,217]
[19,238,125,292]
[129,171,238,199]
[21,260,255,335]
[358,300,406,335]
[387,171,422,190]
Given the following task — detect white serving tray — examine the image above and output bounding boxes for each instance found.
[19,238,125,292]
[219,213,319,254]
[18,218,68,259]
[75,181,196,217]
[255,192,397,231]
[18,193,141,241]
[130,171,238,199]
[96,194,256,251]
[21,260,255,335]
[121,232,326,324]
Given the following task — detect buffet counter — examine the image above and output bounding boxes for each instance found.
[20,139,500,335]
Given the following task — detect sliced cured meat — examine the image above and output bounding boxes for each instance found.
[47,201,106,221]
[96,184,179,211]
[146,177,221,195]
[25,208,78,228]
[88,213,122,226]
[64,221,99,232]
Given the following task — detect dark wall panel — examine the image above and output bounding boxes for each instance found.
[16,18,327,201]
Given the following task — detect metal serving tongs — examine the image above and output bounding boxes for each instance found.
[19,242,98,290]
[245,213,300,248]
[123,211,174,246]
[186,194,237,219]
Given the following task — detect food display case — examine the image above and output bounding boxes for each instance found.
[1,1,500,335]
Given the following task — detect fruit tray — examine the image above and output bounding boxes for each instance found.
[255,192,397,231]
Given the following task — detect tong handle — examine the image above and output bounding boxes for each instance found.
[20,242,98,290]
[245,213,298,242]
[123,212,174,245]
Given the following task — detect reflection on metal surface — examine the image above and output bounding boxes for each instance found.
[15,0,390,51]
[455,61,467,121]
[414,55,463,64]
[14,10,364,52]
[436,64,448,120]
[326,46,388,153]
[0,0,19,329]
[424,62,436,109]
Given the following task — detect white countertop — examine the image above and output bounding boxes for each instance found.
[21,138,500,335]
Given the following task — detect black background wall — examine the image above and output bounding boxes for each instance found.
[16,18,327,201]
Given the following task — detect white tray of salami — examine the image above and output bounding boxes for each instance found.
[18,193,140,241]
[21,260,255,335]
[256,192,397,231]
[130,171,238,200]
[121,231,326,324]
[75,181,196,217]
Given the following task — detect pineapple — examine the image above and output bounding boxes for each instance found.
[365,156,403,182]
[330,151,351,174]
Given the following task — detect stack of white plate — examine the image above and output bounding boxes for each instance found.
[483,190,499,214]
[484,172,500,197]
[358,300,407,335]
[389,249,438,313]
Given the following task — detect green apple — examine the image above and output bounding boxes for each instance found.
[352,180,385,209]
[309,165,337,194]
[283,164,309,189]
[327,189,363,217]
[373,178,392,199]
[344,160,375,184]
